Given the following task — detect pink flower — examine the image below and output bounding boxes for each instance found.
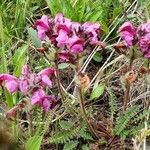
[145,51,150,59]
[19,78,29,94]
[67,35,84,53]
[55,13,64,24]
[55,13,71,34]
[56,30,69,48]
[0,74,18,94]
[38,68,55,76]
[137,20,150,36]
[118,22,136,47]
[71,22,81,33]
[82,22,101,45]
[31,89,56,111]
[139,33,150,59]
[35,15,52,40]
[5,80,18,94]
[42,96,56,111]
[21,65,30,76]
[38,68,55,88]
[40,75,52,88]
[58,51,76,63]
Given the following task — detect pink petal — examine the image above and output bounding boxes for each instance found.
[56,30,69,48]
[70,44,83,53]
[55,13,64,24]
[31,89,45,105]
[58,51,76,63]
[118,22,136,33]
[5,80,18,94]
[35,15,50,40]
[19,79,29,94]
[43,96,56,111]
[42,98,50,112]
[38,68,55,76]
[41,75,52,88]
[71,22,81,32]
[67,35,84,53]
[0,74,17,85]
[118,22,136,47]
[22,65,30,76]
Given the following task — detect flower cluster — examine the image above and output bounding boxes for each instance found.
[34,13,101,62]
[0,65,56,111]
[118,21,150,59]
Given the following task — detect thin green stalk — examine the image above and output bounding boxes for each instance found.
[0,13,7,73]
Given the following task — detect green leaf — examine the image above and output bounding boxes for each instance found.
[4,88,14,108]
[63,140,78,150]
[90,83,105,100]
[82,144,89,150]
[93,52,103,62]
[13,44,29,76]
[59,120,74,130]
[27,27,42,48]
[26,135,42,150]
[62,0,74,18]
[74,0,86,21]
[79,129,93,140]
[58,63,70,70]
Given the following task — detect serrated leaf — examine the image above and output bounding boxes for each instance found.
[63,140,78,150]
[58,63,70,70]
[79,130,93,140]
[59,120,74,130]
[27,27,42,48]
[90,83,105,100]
[82,144,89,150]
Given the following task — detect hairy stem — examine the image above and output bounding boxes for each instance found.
[27,110,34,136]
[55,53,65,103]
[123,55,134,111]
[78,86,99,139]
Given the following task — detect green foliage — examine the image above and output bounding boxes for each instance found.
[45,0,123,32]
[82,144,89,150]
[90,83,105,100]
[112,106,148,139]
[59,120,74,130]
[49,126,80,144]
[63,140,79,150]
[58,63,70,70]
[49,120,92,147]
[27,27,42,48]
[93,52,103,62]
[79,126,93,140]
[108,89,117,117]
[26,112,53,150]
[26,135,43,150]
[114,106,140,135]
[13,43,29,76]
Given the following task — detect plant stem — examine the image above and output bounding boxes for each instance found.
[78,86,99,139]
[123,55,134,111]
[55,53,65,103]
[0,13,7,73]
[27,109,34,136]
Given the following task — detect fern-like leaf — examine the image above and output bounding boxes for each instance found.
[63,140,78,150]
[114,106,140,135]
[49,126,80,144]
